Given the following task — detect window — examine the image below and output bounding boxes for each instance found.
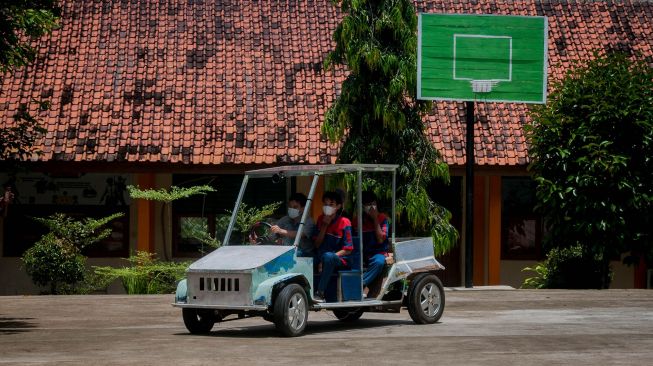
[173,215,214,256]
[501,177,544,260]
[3,205,129,257]
[1,173,131,258]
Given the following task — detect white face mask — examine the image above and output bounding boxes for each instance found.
[287,207,300,219]
[323,205,336,216]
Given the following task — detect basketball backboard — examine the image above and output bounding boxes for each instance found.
[418,13,548,103]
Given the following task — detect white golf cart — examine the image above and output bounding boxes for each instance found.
[173,164,445,336]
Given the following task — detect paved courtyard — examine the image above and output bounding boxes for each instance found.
[1,289,652,365]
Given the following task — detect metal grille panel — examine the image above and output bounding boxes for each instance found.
[187,272,252,306]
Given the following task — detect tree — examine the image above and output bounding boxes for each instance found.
[22,212,124,294]
[1,0,60,72]
[527,52,653,288]
[127,185,216,259]
[0,1,60,160]
[323,0,457,254]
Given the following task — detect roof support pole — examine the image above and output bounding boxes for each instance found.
[224,175,249,246]
[465,101,475,288]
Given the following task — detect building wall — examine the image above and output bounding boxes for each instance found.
[0,172,173,295]
[0,200,140,295]
[465,173,638,289]
[0,169,642,294]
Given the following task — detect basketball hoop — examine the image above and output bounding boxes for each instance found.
[471,80,499,93]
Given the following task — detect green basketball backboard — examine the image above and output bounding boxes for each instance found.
[418,14,548,103]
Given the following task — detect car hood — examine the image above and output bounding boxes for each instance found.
[188,245,295,272]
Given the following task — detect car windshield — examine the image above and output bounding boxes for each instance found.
[217,175,287,246]
[219,166,397,250]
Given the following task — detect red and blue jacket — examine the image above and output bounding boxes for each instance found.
[353,213,389,259]
[313,215,355,267]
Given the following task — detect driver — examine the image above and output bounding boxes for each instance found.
[269,193,315,257]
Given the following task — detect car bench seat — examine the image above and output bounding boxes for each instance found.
[313,270,362,302]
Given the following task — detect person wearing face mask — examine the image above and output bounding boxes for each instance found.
[353,191,394,296]
[312,191,354,302]
[269,193,315,257]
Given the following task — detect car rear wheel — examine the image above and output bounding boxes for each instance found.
[182,308,216,334]
[273,284,308,337]
[332,308,364,322]
[407,273,445,324]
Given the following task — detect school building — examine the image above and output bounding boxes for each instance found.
[1,0,652,294]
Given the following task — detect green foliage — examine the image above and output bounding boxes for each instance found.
[93,251,190,295]
[33,212,124,250]
[522,245,612,289]
[0,0,60,72]
[21,212,124,294]
[323,0,457,254]
[527,52,653,283]
[180,217,221,251]
[232,202,281,234]
[1,1,59,161]
[0,101,48,160]
[22,234,85,294]
[127,185,216,203]
[521,261,548,289]
[215,202,282,244]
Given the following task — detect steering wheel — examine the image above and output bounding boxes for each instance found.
[249,221,279,244]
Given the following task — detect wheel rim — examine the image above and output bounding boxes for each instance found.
[287,293,306,330]
[419,283,441,318]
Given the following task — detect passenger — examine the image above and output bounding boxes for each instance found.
[354,191,393,294]
[269,193,315,257]
[312,191,354,302]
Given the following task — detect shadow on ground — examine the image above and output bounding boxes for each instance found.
[175,318,416,338]
[0,315,37,335]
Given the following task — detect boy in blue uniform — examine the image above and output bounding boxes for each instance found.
[354,191,393,292]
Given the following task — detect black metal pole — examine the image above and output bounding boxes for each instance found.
[465,101,475,288]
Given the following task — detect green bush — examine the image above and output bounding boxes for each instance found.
[527,52,653,284]
[21,212,124,294]
[522,245,612,289]
[22,234,86,294]
[94,251,190,294]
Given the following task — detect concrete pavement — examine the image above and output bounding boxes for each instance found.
[1,289,652,365]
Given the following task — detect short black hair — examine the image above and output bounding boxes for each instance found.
[289,192,308,207]
[361,190,377,204]
[322,191,343,205]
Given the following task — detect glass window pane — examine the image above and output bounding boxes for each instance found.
[501,177,542,260]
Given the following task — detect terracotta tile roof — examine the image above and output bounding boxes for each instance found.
[1,0,652,167]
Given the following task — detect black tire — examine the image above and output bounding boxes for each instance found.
[273,284,309,337]
[182,308,216,334]
[407,273,445,324]
[332,308,364,322]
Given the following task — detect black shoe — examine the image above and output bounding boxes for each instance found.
[313,291,325,303]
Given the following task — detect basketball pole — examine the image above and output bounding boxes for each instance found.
[465,100,475,288]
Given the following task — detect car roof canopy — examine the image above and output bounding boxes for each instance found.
[245,164,399,178]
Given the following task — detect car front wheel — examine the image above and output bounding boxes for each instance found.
[407,273,445,324]
[273,284,308,337]
[182,308,217,334]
